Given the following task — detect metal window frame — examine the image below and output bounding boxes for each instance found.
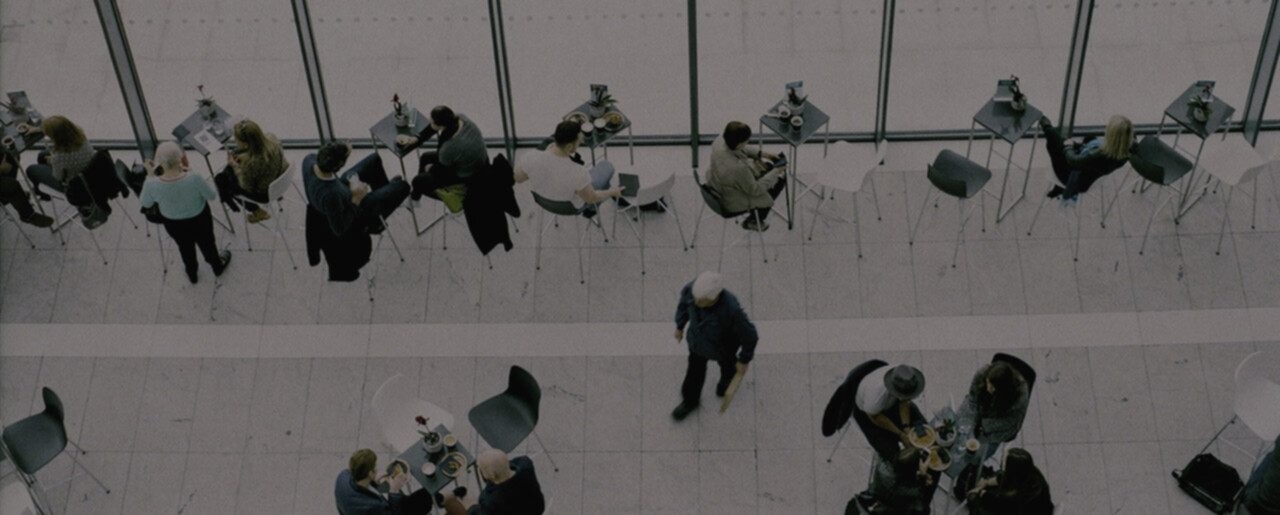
[1243,0,1280,145]
[93,0,157,159]
[1058,0,1096,138]
[688,0,700,170]
[874,0,896,142]
[291,0,335,143]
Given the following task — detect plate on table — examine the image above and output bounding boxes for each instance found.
[602,112,626,129]
[563,112,589,127]
[927,447,952,472]
[439,452,467,478]
[907,425,936,449]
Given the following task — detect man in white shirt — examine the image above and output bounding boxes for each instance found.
[513,121,623,214]
[854,364,926,461]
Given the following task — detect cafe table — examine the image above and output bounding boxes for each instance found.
[171,103,239,232]
[759,98,831,231]
[395,425,479,498]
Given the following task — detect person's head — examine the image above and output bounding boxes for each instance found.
[232,119,269,156]
[553,120,583,152]
[476,449,512,484]
[886,364,926,402]
[892,446,927,480]
[153,141,186,175]
[316,140,352,175]
[42,115,86,153]
[980,361,1025,410]
[1101,115,1134,160]
[348,449,378,484]
[722,121,752,151]
[997,447,1046,497]
[430,105,458,134]
[691,271,724,308]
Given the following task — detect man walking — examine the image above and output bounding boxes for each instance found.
[671,271,758,421]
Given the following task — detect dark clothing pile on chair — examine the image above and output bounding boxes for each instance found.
[462,153,520,255]
[65,150,130,228]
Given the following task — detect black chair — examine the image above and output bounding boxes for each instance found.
[1,388,110,512]
[532,191,608,285]
[688,169,769,272]
[909,150,993,268]
[468,366,558,472]
[1131,135,1194,255]
[822,359,889,463]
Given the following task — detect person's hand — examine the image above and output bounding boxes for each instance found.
[674,329,683,342]
[609,186,625,198]
[735,362,749,375]
[351,182,370,205]
[899,432,912,445]
[386,470,409,492]
[396,135,418,148]
[143,159,157,175]
[761,151,777,162]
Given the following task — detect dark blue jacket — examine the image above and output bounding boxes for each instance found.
[674,282,758,363]
[333,469,406,515]
[471,456,545,515]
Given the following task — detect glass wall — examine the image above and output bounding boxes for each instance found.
[502,0,690,138]
[0,1,132,139]
[115,0,316,140]
[696,0,882,135]
[888,0,1074,131]
[309,0,502,139]
[1079,1,1269,127]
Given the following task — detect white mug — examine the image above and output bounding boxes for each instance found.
[790,116,804,128]
[777,106,791,118]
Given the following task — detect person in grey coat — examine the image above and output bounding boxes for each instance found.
[706,121,785,231]
[958,361,1030,446]
[671,271,758,421]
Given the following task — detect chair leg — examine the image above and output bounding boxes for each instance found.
[1073,196,1082,262]
[531,430,559,473]
[909,188,933,245]
[65,439,111,494]
[1251,179,1260,230]
[639,215,647,275]
[242,204,253,251]
[1139,186,1166,256]
[577,217,588,284]
[807,186,827,242]
[869,175,883,221]
[663,198,689,251]
[535,211,548,271]
[826,424,849,463]
[2,207,37,249]
[1217,187,1234,256]
[381,216,405,262]
[1026,191,1050,236]
[87,226,109,265]
[1101,172,1129,229]
[852,194,863,259]
[718,219,729,273]
[274,218,298,270]
[157,225,168,275]
[113,199,139,230]
[951,198,966,268]
[754,211,768,264]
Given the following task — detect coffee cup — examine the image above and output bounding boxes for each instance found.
[422,462,437,477]
[443,434,457,449]
[790,115,804,129]
[777,106,791,118]
[1,135,13,148]
[965,438,980,453]
[581,121,594,134]
[594,118,608,129]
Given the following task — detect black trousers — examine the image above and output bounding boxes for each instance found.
[214,166,267,213]
[681,353,737,405]
[750,175,788,221]
[342,154,410,231]
[0,173,35,218]
[398,489,435,515]
[162,206,223,276]
[411,152,466,201]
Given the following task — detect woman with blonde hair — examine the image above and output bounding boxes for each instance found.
[21,115,95,197]
[1038,114,1134,201]
[214,118,285,223]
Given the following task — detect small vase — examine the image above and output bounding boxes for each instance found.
[1192,107,1209,123]
[1011,97,1027,113]
[394,113,409,128]
[199,102,217,120]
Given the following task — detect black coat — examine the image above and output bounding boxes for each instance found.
[463,154,521,255]
[306,205,371,282]
[65,150,126,211]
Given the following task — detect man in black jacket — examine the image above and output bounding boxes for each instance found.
[671,271,758,421]
[333,449,433,515]
[440,449,545,515]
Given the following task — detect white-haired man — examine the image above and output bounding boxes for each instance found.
[671,271,759,421]
[440,449,545,515]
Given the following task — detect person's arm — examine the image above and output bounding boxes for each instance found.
[139,183,156,209]
[574,182,622,205]
[197,175,218,203]
[959,367,983,419]
[725,156,782,198]
[674,283,693,331]
[731,300,758,364]
[512,161,529,184]
[869,412,907,440]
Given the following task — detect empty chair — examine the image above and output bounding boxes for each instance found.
[689,169,769,271]
[611,169,689,275]
[231,160,301,269]
[1195,133,1273,255]
[532,191,609,284]
[468,365,558,472]
[369,374,455,453]
[1130,135,1195,255]
[1,388,110,514]
[910,150,993,268]
[801,140,888,258]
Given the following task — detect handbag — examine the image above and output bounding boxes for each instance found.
[141,203,166,224]
[1173,453,1244,514]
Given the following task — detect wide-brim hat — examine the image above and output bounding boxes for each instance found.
[885,364,925,400]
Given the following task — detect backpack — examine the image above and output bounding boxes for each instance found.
[1173,453,1244,513]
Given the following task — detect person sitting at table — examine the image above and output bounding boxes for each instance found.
[21,115,95,197]
[1038,114,1133,202]
[213,119,285,223]
[854,363,926,461]
[958,360,1030,446]
[706,121,785,232]
[398,106,489,213]
[1243,433,1280,515]
[965,447,1054,515]
[140,141,231,284]
[303,141,410,281]
[513,120,624,216]
[334,448,434,515]
[854,446,938,515]
[440,449,545,515]
[0,150,53,227]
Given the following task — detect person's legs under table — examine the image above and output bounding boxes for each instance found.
[24,163,64,195]
[0,174,36,219]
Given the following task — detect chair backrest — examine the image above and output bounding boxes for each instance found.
[41,387,65,425]
[267,161,296,201]
[633,171,676,207]
[992,353,1037,395]
[370,374,409,429]
[1234,351,1280,440]
[1128,139,1168,185]
[928,149,991,199]
[504,366,542,425]
[531,191,580,217]
[822,359,889,436]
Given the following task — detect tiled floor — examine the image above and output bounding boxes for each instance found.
[4,0,1280,513]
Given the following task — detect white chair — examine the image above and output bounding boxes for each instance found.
[231,161,300,269]
[1192,351,1280,477]
[370,374,455,454]
[800,140,888,258]
[1195,133,1274,255]
[0,479,37,515]
[611,169,689,275]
